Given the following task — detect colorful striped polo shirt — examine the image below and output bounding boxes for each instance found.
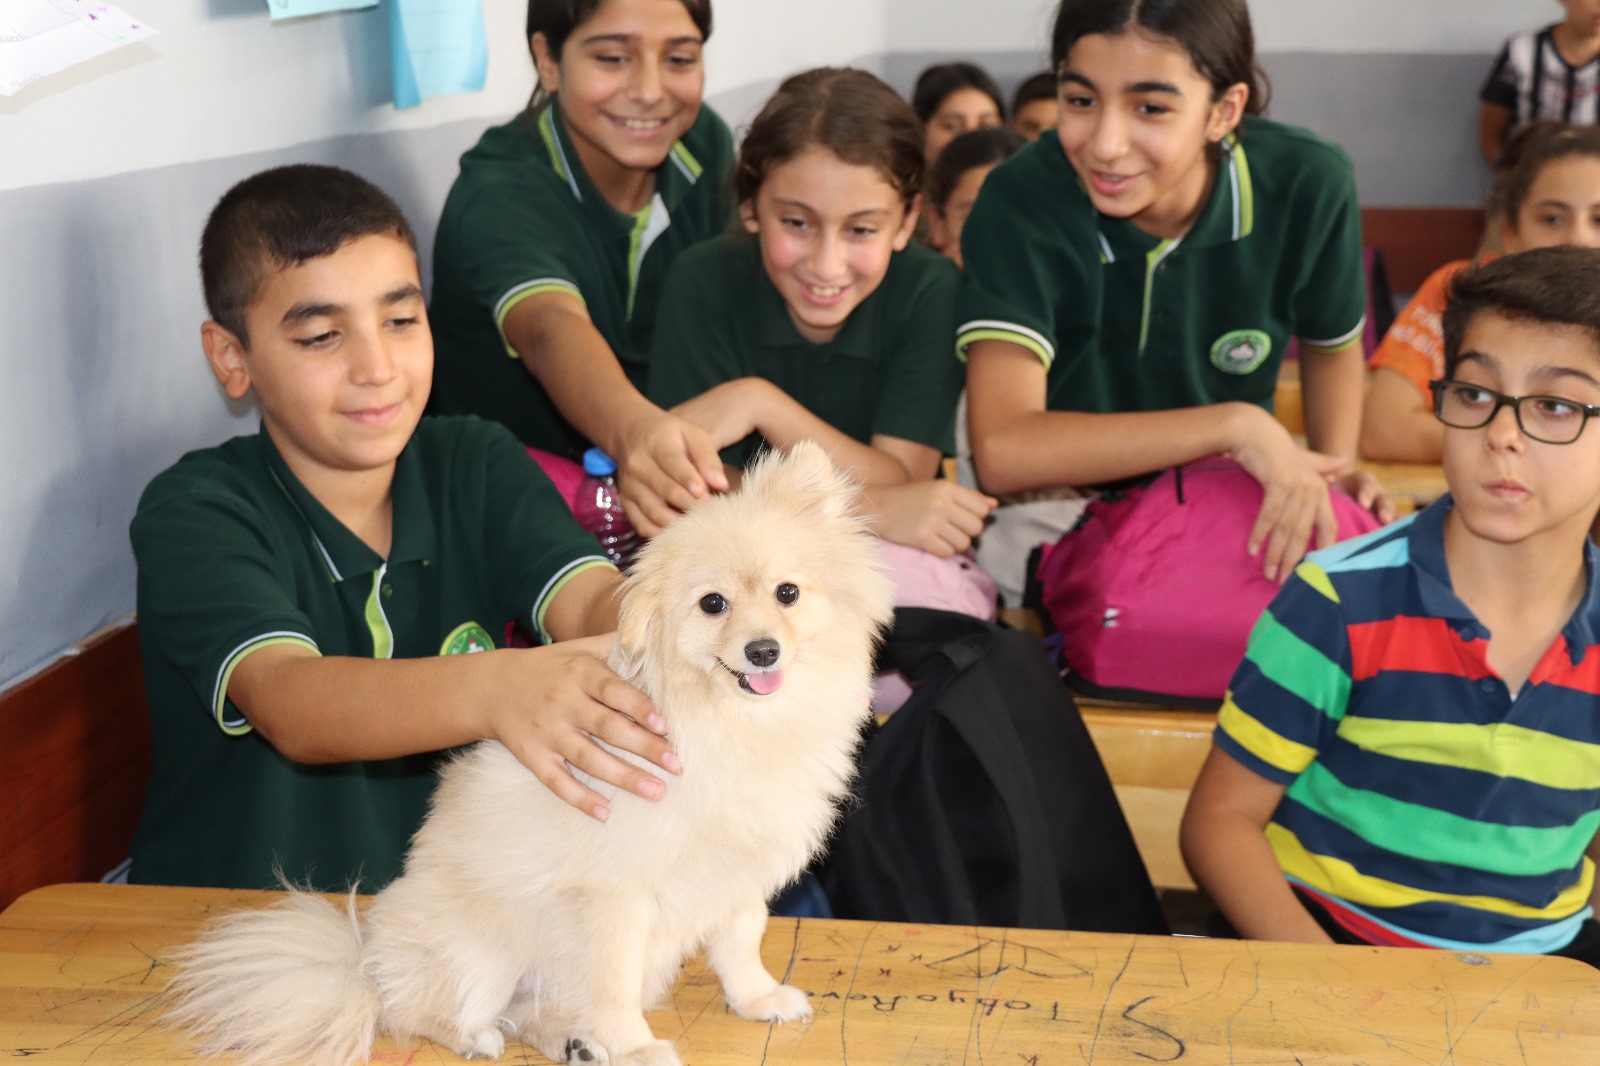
[1216,496,1600,954]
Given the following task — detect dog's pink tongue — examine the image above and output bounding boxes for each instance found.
[746,669,783,695]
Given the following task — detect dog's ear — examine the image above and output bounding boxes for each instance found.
[612,585,651,683]
[748,441,861,526]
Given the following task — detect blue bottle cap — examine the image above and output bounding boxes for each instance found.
[581,448,619,477]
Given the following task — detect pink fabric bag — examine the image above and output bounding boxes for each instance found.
[527,447,587,513]
[1036,456,1381,706]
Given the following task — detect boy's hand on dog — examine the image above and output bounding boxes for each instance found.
[617,410,729,538]
[866,481,999,556]
[495,634,681,821]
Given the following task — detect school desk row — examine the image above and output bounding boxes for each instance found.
[1,881,1593,1065]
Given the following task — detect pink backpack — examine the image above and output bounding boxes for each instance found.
[1036,456,1382,706]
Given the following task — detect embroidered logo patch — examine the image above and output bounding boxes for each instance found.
[440,622,495,656]
[1209,329,1273,375]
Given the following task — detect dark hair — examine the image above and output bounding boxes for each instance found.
[927,126,1025,212]
[911,62,1006,124]
[199,164,417,347]
[1441,246,1600,376]
[737,67,925,211]
[525,0,714,112]
[1011,70,1058,114]
[1050,0,1269,116]
[1490,120,1600,225]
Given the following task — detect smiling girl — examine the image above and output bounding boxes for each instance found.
[429,0,734,536]
[648,67,997,563]
[959,0,1388,583]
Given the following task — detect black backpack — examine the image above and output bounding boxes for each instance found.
[819,607,1169,935]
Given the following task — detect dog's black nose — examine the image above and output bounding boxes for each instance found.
[744,638,779,668]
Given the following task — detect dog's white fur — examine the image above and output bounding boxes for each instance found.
[163,442,896,1066]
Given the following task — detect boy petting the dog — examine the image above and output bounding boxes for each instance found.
[128,165,679,893]
[1182,247,1600,968]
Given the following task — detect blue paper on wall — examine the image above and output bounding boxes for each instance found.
[265,0,377,20]
[390,0,486,110]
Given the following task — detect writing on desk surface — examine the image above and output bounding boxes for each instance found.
[667,922,1597,1065]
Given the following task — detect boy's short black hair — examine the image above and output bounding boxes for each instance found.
[1442,246,1600,377]
[1011,71,1057,114]
[200,164,417,347]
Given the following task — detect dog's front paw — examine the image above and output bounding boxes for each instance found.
[613,1039,681,1066]
[729,983,812,1023]
[562,1036,610,1064]
[455,1024,507,1060]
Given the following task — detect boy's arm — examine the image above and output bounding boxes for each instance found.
[230,566,676,821]
[503,291,727,536]
[1589,829,1600,912]
[1181,747,1334,943]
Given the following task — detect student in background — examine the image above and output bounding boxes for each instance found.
[129,166,678,892]
[960,0,1389,592]
[649,67,997,566]
[912,61,1006,164]
[926,127,1026,267]
[1364,121,1600,463]
[1010,70,1060,140]
[1183,248,1600,970]
[429,0,734,538]
[1480,0,1600,166]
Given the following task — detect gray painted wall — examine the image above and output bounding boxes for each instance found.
[0,120,489,685]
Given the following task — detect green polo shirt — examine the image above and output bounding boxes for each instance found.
[128,415,610,892]
[956,115,1365,415]
[429,103,736,454]
[648,232,963,467]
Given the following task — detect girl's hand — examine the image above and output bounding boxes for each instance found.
[867,480,999,556]
[487,634,680,822]
[615,410,729,538]
[669,379,767,450]
[1227,408,1345,582]
[1331,467,1397,526]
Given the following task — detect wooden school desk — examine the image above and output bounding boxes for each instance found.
[3,883,1596,1065]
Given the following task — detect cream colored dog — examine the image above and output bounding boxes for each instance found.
[164,442,896,1066]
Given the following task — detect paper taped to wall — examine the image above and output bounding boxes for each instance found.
[266,0,378,21]
[390,0,487,110]
[0,1,155,97]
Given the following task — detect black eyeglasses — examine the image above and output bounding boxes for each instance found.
[1429,379,1600,444]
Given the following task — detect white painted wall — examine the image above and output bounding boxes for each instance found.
[885,0,1546,55]
[1,0,885,194]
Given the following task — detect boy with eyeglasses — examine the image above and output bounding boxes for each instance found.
[1181,246,1600,968]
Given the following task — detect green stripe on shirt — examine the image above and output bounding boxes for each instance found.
[1289,760,1600,876]
[1245,608,1350,720]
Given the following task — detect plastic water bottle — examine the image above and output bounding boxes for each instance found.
[574,448,640,569]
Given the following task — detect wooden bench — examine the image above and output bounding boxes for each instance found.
[0,617,150,912]
[1079,704,1214,892]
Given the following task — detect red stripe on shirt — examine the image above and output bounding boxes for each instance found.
[1297,886,1430,948]
[1529,635,1600,693]
[1347,616,1491,683]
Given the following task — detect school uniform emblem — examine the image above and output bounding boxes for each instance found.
[1210,329,1272,375]
[440,622,494,655]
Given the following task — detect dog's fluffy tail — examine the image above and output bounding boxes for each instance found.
[164,889,381,1066]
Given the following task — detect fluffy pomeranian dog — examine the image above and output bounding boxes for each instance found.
[163,442,896,1066]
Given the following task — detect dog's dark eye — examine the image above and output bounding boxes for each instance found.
[699,592,728,615]
[775,583,799,605]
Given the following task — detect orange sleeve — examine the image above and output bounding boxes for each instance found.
[1369,260,1471,400]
